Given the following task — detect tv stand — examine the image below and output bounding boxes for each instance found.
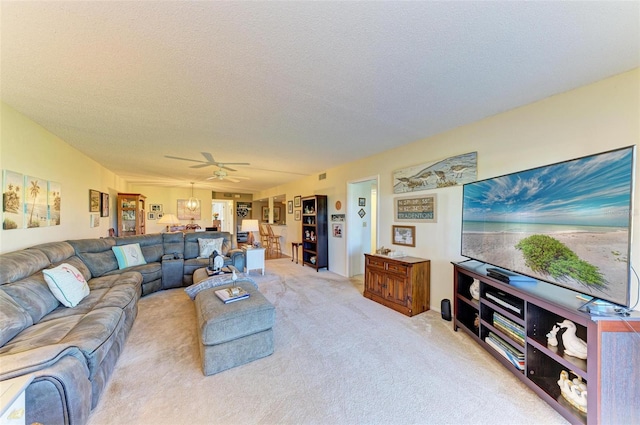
[453,261,640,424]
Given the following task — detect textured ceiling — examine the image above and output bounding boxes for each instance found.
[1,1,638,193]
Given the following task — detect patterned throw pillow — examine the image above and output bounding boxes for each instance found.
[43,263,91,307]
[198,238,224,259]
[112,243,147,269]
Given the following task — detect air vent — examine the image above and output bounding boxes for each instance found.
[319,173,326,180]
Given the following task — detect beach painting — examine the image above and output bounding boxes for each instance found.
[48,181,61,226]
[2,170,24,229]
[25,175,48,228]
[393,151,477,194]
[461,147,633,305]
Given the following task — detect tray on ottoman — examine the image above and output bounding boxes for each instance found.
[195,282,275,375]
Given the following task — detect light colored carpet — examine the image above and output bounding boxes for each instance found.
[87,259,569,425]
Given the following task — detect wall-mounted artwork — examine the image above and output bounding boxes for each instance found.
[150,204,162,212]
[101,193,109,217]
[395,194,437,223]
[236,202,251,218]
[25,176,48,228]
[331,214,345,222]
[288,201,293,214]
[294,196,301,208]
[2,170,24,230]
[332,223,343,238]
[294,210,301,221]
[392,225,416,247]
[90,213,100,228]
[89,189,100,212]
[393,151,477,194]
[48,181,61,226]
[177,199,201,220]
[262,206,281,222]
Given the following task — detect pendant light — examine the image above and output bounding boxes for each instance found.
[186,182,200,212]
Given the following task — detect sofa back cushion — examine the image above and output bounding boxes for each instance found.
[67,238,118,277]
[30,241,93,282]
[114,234,164,263]
[0,289,33,346]
[184,231,231,259]
[2,273,61,324]
[163,232,185,257]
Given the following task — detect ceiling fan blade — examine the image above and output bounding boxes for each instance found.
[190,163,213,169]
[220,165,237,172]
[165,155,207,164]
[220,162,250,166]
[226,177,241,183]
[201,152,215,163]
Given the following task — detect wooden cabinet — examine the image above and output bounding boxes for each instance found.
[453,260,640,424]
[364,254,430,317]
[301,195,328,271]
[117,193,146,236]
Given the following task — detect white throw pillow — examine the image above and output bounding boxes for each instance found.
[198,238,224,259]
[112,243,147,269]
[43,263,90,308]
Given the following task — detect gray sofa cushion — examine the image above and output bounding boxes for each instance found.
[114,234,164,263]
[0,248,50,285]
[68,238,118,277]
[2,274,60,324]
[0,289,33,346]
[163,232,185,257]
[0,306,125,379]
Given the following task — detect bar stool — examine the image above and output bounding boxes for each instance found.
[266,224,281,258]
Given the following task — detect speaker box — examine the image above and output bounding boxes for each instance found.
[441,299,452,321]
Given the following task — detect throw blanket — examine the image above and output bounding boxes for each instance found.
[184,273,258,300]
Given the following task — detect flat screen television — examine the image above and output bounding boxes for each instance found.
[461,146,636,308]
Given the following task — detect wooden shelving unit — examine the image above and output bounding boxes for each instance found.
[453,260,640,424]
[117,193,146,236]
[301,195,328,271]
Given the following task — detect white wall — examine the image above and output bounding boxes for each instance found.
[0,103,129,253]
[256,69,640,311]
[2,69,638,311]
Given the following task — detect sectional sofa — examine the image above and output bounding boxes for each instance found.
[0,231,244,425]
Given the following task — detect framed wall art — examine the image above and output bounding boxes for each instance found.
[25,176,48,228]
[3,170,24,229]
[150,204,162,212]
[288,201,293,214]
[392,225,416,247]
[295,210,301,221]
[332,223,343,238]
[393,151,477,194]
[48,181,61,226]
[394,194,437,223]
[101,192,110,217]
[294,195,301,208]
[358,197,366,206]
[89,189,100,212]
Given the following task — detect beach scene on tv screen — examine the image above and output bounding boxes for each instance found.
[462,147,633,305]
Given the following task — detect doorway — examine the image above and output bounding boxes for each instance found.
[211,200,233,232]
[347,176,378,277]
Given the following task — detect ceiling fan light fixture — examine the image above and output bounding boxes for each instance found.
[186,182,200,212]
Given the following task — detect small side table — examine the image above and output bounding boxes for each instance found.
[243,247,265,275]
[291,242,303,264]
[0,374,34,425]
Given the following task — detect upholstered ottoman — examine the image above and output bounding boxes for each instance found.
[194,282,275,375]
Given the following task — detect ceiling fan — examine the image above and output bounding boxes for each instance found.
[206,168,250,183]
[165,152,249,171]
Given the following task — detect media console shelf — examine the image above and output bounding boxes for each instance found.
[453,260,639,425]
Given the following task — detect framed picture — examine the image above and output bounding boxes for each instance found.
[294,195,301,208]
[177,199,201,220]
[393,151,477,194]
[2,170,24,230]
[332,223,343,238]
[392,225,416,247]
[150,204,162,212]
[294,210,301,221]
[288,201,293,214]
[262,206,281,222]
[394,194,437,223]
[89,189,100,212]
[90,213,100,228]
[358,197,366,206]
[331,214,345,222]
[148,212,156,220]
[101,193,109,217]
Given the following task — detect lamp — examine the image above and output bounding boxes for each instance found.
[185,182,200,212]
[241,219,260,246]
[157,214,180,231]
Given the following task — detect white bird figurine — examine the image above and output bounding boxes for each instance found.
[232,268,238,281]
[557,320,588,359]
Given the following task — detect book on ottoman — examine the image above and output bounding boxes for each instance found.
[215,286,250,304]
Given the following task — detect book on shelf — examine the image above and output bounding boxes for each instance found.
[215,286,250,304]
[493,312,525,345]
[486,332,524,370]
